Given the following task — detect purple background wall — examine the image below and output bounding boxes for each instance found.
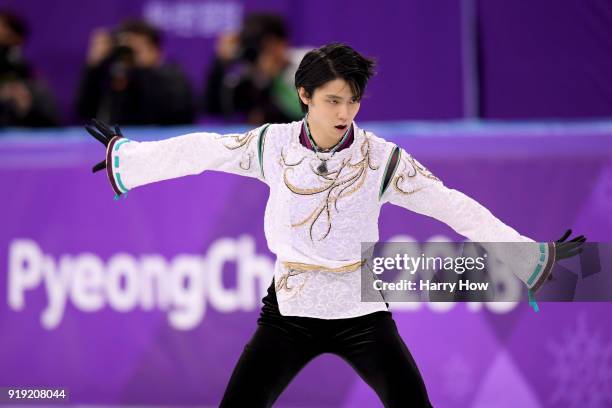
[2,0,611,124]
[477,0,612,119]
[2,0,612,406]
[1,122,612,407]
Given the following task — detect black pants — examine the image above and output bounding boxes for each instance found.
[220,280,433,407]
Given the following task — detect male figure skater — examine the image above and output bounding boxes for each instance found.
[87,43,585,407]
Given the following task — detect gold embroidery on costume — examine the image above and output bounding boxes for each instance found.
[281,147,308,167]
[275,260,365,294]
[393,151,439,195]
[275,269,310,297]
[215,131,257,170]
[282,135,379,241]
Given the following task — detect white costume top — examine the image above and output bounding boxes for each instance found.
[105,120,554,319]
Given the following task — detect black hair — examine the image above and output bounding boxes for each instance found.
[239,13,288,63]
[116,20,162,49]
[0,10,29,42]
[294,43,376,113]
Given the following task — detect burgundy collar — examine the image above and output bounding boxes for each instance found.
[300,122,354,153]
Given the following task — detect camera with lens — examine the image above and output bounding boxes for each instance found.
[107,43,135,67]
[0,44,30,82]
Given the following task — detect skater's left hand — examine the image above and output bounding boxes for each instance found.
[85,119,124,173]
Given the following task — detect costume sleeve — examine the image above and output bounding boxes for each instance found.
[380,147,555,292]
[104,124,270,196]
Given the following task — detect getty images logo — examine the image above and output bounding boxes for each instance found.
[7,237,274,330]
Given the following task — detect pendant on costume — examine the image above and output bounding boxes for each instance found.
[317,160,328,175]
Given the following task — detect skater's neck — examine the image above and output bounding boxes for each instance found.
[301,116,353,153]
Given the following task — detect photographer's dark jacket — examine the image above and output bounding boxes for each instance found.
[76,61,194,125]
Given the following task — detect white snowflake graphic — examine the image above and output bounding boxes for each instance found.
[547,313,612,408]
[442,353,474,402]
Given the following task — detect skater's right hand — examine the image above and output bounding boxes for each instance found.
[85,119,124,173]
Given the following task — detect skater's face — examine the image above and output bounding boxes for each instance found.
[298,78,361,142]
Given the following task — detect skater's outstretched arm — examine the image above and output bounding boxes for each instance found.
[379,146,585,295]
[86,119,270,198]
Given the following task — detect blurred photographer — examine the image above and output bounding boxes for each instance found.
[76,20,194,125]
[0,10,59,127]
[202,13,303,125]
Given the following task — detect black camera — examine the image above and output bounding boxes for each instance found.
[0,45,30,80]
